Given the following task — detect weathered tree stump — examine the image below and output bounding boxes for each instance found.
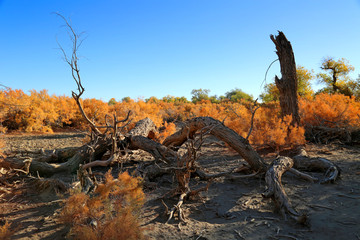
[271,31,300,126]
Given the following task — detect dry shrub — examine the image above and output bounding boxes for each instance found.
[300,93,360,129]
[0,221,15,239]
[225,103,306,149]
[12,88,360,148]
[157,122,176,143]
[60,171,146,240]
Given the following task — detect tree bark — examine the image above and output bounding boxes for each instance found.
[270,31,300,126]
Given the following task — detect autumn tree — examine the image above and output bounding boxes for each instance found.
[261,65,314,102]
[317,57,355,96]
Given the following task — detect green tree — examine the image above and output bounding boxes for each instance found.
[162,95,175,103]
[209,95,220,104]
[191,89,210,103]
[317,57,355,96]
[261,65,314,102]
[121,97,131,103]
[174,96,189,103]
[350,74,360,99]
[225,88,253,102]
[108,98,117,106]
[145,96,159,103]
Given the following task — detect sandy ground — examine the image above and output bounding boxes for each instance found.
[1,133,360,240]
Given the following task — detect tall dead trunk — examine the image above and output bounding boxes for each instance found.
[270,31,300,126]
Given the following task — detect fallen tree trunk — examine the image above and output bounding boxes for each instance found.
[126,135,177,162]
[3,141,108,177]
[163,117,268,172]
[2,118,161,176]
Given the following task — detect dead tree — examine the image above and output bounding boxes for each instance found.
[271,31,300,126]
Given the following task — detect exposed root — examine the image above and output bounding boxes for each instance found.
[263,156,307,224]
[77,165,95,193]
[288,168,318,183]
[164,191,189,224]
[293,154,341,184]
[195,168,237,180]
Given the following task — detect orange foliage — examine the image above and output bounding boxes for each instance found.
[0,221,15,239]
[225,103,305,149]
[299,93,360,129]
[157,122,177,143]
[2,88,359,149]
[0,138,5,159]
[60,171,145,240]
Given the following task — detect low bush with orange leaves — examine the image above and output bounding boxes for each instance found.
[225,102,306,149]
[2,88,359,149]
[59,171,146,240]
[0,221,15,239]
[299,93,360,129]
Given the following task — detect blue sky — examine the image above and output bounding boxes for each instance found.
[1,0,360,101]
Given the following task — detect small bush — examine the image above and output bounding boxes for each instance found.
[60,171,146,240]
[0,221,15,240]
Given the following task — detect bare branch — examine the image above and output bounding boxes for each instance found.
[55,13,102,135]
[246,98,260,141]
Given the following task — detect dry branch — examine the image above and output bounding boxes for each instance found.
[288,168,318,183]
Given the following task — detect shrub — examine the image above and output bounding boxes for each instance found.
[0,221,15,239]
[299,93,360,129]
[60,171,146,240]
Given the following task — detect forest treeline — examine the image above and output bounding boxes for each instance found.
[1,88,359,150]
[1,57,359,149]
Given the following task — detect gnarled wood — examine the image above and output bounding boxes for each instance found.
[263,156,306,223]
[3,142,106,177]
[293,155,340,184]
[271,31,300,126]
[127,117,156,137]
[126,135,177,162]
[163,117,267,172]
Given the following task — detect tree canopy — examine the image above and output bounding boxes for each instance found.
[191,89,211,103]
[225,88,253,102]
[317,57,355,96]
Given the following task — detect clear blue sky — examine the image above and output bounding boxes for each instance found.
[1,0,360,101]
